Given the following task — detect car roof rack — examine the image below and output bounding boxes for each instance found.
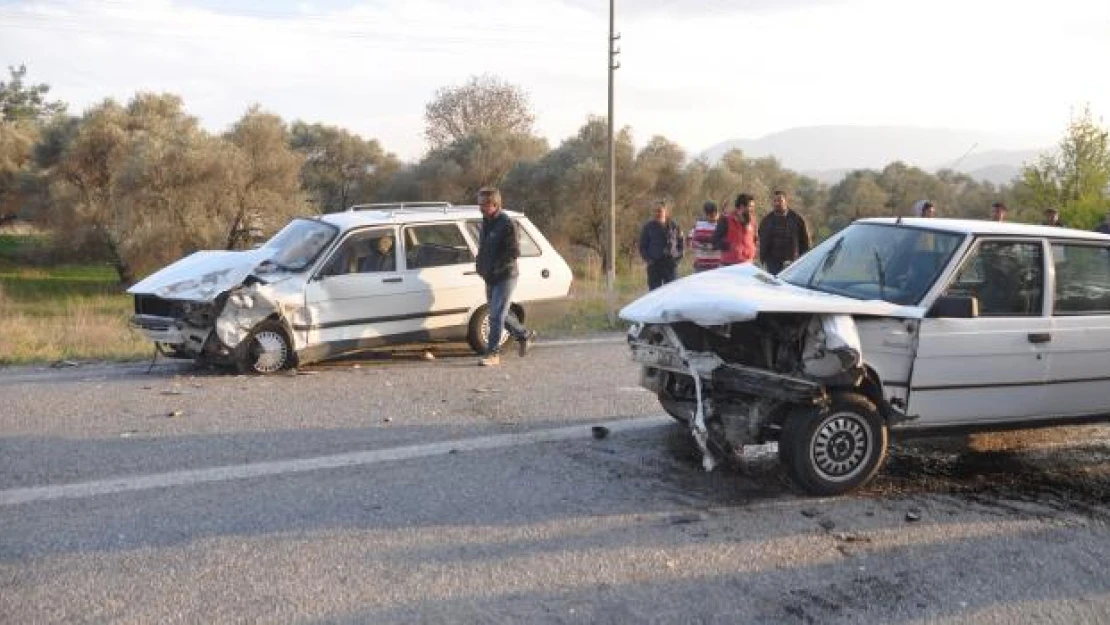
[347,202,456,215]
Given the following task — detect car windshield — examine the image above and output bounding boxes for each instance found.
[779,223,965,305]
[261,218,338,271]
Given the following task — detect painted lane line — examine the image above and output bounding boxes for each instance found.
[0,415,672,507]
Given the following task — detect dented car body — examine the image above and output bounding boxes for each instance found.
[130,204,573,374]
[623,218,1110,495]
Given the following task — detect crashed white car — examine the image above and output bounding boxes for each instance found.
[129,203,573,373]
[623,218,1110,495]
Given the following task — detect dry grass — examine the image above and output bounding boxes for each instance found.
[0,277,151,365]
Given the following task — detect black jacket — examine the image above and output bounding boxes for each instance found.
[476,210,520,284]
[758,209,811,267]
[639,219,684,263]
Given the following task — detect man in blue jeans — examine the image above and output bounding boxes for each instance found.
[475,186,533,367]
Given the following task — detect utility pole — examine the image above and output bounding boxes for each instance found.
[606,0,620,325]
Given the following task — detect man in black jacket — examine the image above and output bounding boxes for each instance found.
[758,190,811,274]
[639,200,684,290]
[475,186,533,367]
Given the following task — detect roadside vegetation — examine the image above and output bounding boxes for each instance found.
[1,65,1108,364]
[0,235,645,365]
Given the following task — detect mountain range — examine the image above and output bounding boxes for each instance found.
[700,126,1051,186]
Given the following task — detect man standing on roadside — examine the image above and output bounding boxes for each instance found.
[913,200,936,218]
[688,201,723,272]
[990,202,1008,222]
[713,193,758,266]
[475,186,533,367]
[1042,207,1065,227]
[758,190,811,275]
[639,200,684,290]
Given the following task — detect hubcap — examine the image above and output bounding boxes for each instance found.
[811,413,870,481]
[480,311,511,347]
[251,330,288,373]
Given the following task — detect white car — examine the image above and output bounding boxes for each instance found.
[129,203,573,373]
[623,218,1110,495]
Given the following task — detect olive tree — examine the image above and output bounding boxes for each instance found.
[424,74,535,150]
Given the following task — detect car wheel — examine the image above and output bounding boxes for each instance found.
[781,392,888,496]
[237,320,294,375]
[466,305,512,354]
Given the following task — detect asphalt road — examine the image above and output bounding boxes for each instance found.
[3,337,1110,624]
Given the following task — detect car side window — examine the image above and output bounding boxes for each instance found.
[403,223,475,269]
[319,228,397,276]
[1052,243,1110,315]
[943,240,1044,316]
[466,219,542,257]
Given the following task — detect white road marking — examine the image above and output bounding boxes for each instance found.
[0,415,672,507]
[535,336,626,348]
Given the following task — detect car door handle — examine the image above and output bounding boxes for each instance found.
[1027,332,1052,344]
[464,271,479,276]
[382,277,403,283]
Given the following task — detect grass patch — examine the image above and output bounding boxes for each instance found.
[0,264,150,365]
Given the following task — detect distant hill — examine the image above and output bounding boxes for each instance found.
[701,126,1049,185]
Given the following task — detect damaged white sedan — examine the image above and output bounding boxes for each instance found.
[129,203,572,373]
[624,218,1110,495]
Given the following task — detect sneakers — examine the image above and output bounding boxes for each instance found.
[517,330,536,357]
[478,354,500,367]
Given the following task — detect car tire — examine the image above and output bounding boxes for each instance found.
[781,392,888,496]
[466,305,512,354]
[236,320,294,375]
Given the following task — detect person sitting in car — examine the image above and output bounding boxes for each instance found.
[361,235,396,272]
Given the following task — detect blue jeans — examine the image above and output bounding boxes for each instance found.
[486,278,526,355]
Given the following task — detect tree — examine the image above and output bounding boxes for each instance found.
[48,93,240,284]
[0,65,67,220]
[407,129,547,204]
[826,171,891,231]
[290,122,400,212]
[515,117,635,271]
[1020,107,1110,228]
[424,75,535,149]
[222,107,308,249]
[0,118,37,220]
[0,65,66,123]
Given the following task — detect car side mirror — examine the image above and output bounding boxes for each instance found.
[927,294,979,318]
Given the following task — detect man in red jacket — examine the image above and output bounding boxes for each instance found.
[713,193,758,266]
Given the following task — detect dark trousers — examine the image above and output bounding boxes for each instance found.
[764,259,786,275]
[646,259,677,290]
[485,278,526,355]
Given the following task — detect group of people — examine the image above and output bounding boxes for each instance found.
[924,199,1101,231]
[638,190,812,289]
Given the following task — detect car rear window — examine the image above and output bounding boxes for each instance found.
[466,219,542,257]
[1051,243,1110,315]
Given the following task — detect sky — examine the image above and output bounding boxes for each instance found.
[1,0,1108,162]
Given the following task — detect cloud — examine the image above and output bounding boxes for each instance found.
[0,0,1106,161]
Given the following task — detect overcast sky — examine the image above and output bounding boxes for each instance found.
[1,0,1108,161]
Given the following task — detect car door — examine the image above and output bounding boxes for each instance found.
[908,238,1051,426]
[401,222,485,333]
[1041,240,1110,417]
[302,226,416,350]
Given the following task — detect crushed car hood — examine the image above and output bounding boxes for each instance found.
[620,263,917,326]
[127,249,275,302]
